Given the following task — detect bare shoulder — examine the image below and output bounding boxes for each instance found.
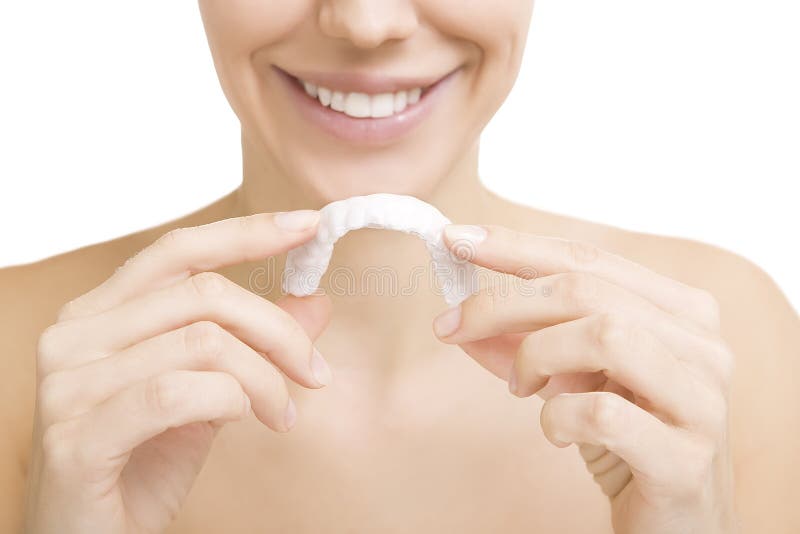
[501,194,799,531]
[0,191,238,530]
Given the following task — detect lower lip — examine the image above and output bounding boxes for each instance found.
[272,65,460,146]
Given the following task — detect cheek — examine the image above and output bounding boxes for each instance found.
[420,0,534,113]
[198,1,315,132]
[422,0,533,60]
[199,0,310,45]
[199,0,312,86]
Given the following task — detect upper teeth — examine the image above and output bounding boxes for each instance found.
[301,80,423,118]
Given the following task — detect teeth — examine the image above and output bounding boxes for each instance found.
[300,77,425,118]
[317,86,332,107]
[303,81,318,98]
[330,91,346,112]
[394,90,407,113]
[370,93,394,118]
[345,93,371,118]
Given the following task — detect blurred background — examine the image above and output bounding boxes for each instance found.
[0,1,797,309]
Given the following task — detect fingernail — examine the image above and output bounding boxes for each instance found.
[274,210,320,231]
[310,347,332,386]
[444,225,487,260]
[433,304,461,338]
[284,397,297,430]
[508,373,518,395]
[242,395,252,417]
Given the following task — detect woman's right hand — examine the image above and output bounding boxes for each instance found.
[23,210,332,534]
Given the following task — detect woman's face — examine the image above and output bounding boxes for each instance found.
[198,0,534,203]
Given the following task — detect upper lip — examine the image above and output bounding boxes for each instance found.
[274,64,456,94]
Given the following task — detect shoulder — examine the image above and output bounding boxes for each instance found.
[614,229,798,343]
[488,189,798,335]
[0,233,153,529]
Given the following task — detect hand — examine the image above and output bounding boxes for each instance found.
[433,224,738,534]
[24,210,333,534]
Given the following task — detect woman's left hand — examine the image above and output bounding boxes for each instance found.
[433,224,738,534]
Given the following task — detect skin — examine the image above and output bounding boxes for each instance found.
[1,0,798,532]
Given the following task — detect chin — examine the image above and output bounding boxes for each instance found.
[297,161,443,206]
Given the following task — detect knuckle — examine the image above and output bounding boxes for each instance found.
[143,374,182,415]
[593,313,632,352]
[37,324,62,356]
[566,239,601,267]
[183,321,226,368]
[36,324,66,376]
[189,271,229,299]
[679,437,716,493]
[557,272,601,314]
[700,338,735,388]
[693,289,721,330]
[55,299,82,322]
[588,394,622,439]
[236,213,255,234]
[705,390,730,438]
[155,227,187,250]
[40,422,76,471]
[518,331,540,360]
[517,333,546,376]
[37,372,71,422]
[713,340,735,387]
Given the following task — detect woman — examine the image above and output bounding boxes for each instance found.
[4,1,798,532]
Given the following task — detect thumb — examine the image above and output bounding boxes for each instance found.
[275,293,332,340]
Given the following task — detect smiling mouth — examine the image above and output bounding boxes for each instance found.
[272,64,461,145]
[295,79,427,119]
[274,65,455,120]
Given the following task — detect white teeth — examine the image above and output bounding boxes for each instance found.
[370,93,395,118]
[317,87,332,107]
[303,81,318,98]
[344,92,371,118]
[330,91,346,112]
[394,90,407,113]
[300,77,425,118]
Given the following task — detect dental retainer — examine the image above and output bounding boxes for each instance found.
[282,193,476,306]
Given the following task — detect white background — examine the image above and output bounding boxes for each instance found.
[1,1,798,310]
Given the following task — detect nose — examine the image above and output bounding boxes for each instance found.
[318,0,418,49]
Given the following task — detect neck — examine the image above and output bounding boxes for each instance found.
[226,131,494,376]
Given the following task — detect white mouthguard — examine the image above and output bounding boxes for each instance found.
[282,193,476,306]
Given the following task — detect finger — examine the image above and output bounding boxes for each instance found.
[47,272,330,388]
[540,391,710,492]
[511,313,720,430]
[42,321,295,432]
[435,271,699,344]
[579,444,632,497]
[434,272,729,384]
[49,272,331,389]
[443,224,720,331]
[58,210,321,321]
[458,332,527,379]
[44,370,251,476]
[459,334,606,396]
